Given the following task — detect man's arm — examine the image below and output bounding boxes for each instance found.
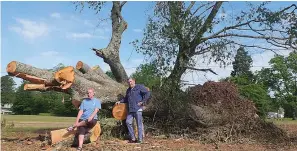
[88,99,101,121]
[88,108,99,122]
[74,100,84,126]
[120,95,128,103]
[116,89,129,104]
[140,85,151,104]
[75,110,83,125]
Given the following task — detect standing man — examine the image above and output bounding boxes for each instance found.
[68,88,101,151]
[116,78,151,143]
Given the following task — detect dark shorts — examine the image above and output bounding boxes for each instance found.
[78,119,97,135]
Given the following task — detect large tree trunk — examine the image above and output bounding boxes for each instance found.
[6,61,127,108]
[165,49,190,88]
[165,2,223,87]
[92,1,128,84]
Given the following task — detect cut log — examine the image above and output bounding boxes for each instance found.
[7,61,57,85]
[24,84,45,90]
[54,66,74,89]
[89,122,101,142]
[76,61,91,74]
[50,128,77,145]
[50,122,101,145]
[76,61,113,82]
[112,103,128,120]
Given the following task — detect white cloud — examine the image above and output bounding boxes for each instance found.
[133,29,142,33]
[24,51,75,70]
[9,18,49,40]
[84,20,94,27]
[40,51,59,57]
[121,58,145,76]
[50,13,61,19]
[67,32,109,40]
[67,32,93,39]
[251,50,292,71]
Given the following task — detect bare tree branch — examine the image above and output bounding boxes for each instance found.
[185,1,196,16]
[201,19,263,41]
[266,39,291,49]
[203,33,288,41]
[234,27,288,34]
[120,1,127,9]
[197,3,217,19]
[191,2,214,18]
[190,2,213,18]
[193,41,234,56]
[190,2,224,49]
[186,66,218,75]
[277,4,297,14]
[231,41,282,54]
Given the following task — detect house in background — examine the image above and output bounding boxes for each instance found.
[1,103,13,114]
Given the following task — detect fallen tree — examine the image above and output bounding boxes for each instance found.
[6,61,127,108]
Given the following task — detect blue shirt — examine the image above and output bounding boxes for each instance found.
[79,98,101,120]
[120,84,151,113]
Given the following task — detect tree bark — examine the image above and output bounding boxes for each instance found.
[6,61,127,108]
[92,1,128,84]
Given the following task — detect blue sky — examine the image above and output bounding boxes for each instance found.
[1,1,295,87]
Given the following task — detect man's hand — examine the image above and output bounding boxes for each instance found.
[88,117,93,122]
[73,122,79,127]
[137,102,143,106]
[115,101,121,105]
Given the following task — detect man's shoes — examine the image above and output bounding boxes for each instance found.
[137,140,143,144]
[128,139,137,143]
[67,126,74,131]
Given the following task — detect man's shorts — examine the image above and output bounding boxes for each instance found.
[78,119,97,135]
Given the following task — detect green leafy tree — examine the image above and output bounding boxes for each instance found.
[12,81,37,114]
[231,47,253,80]
[222,47,270,117]
[238,82,270,118]
[1,75,16,104]
[105,71,116,80]
[131,63,161,90]
[256,51,297,117]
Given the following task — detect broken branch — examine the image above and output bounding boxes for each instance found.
[186,66,218,75]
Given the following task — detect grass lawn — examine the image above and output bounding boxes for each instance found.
[266,118,297,125]
[1,115,76,130]
[1,115,76,122]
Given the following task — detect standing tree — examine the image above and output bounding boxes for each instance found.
[131,63,161,90]
[1,75,16,105]
[231,47,253,80]
[256,51,297,117]
[221,46,270,118]
[12,81,36,114]
[133,2,297,89]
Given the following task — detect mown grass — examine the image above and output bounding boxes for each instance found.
[1,115,76,122]
[266,118,297,125]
